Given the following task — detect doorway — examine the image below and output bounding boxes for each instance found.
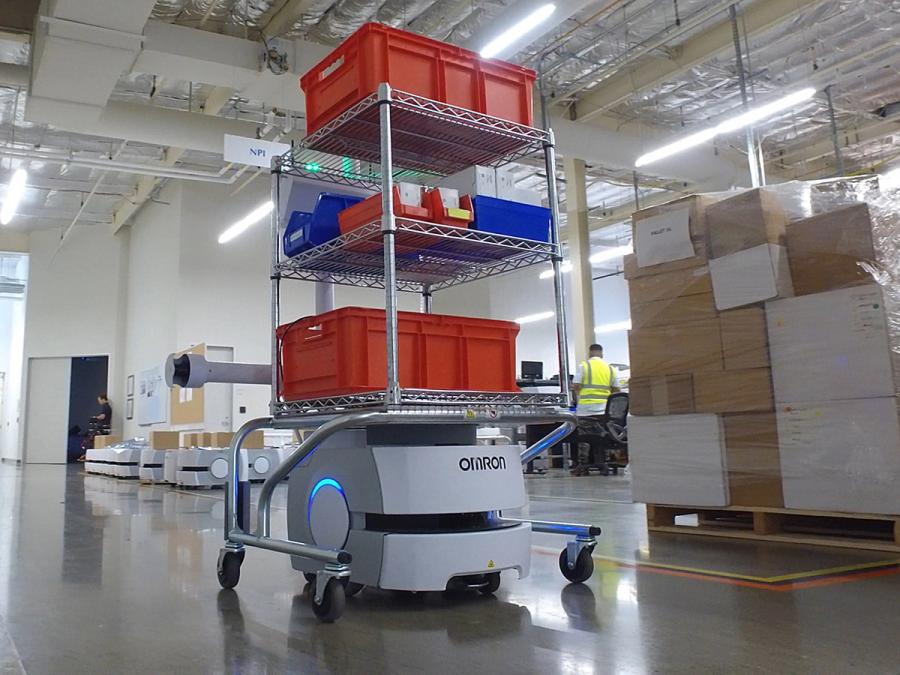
[23,355,109,464]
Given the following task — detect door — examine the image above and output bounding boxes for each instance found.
[24,357,71,464]
[68,356,109,435]
[205,346,234,432]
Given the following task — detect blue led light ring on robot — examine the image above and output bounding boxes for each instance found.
[308,477,346,519]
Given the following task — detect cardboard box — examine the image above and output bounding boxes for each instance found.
[777,397,900,514]
[627,264,712,304]
[149,430,181,449]
[630,292,717,329]
[720,307,769,370]
[631,194,721,270]
[630,414,728,507]
[786,203,876,296]
[709,244,793,310]
[629,374,694,415]
[628,318,723,377]
[723,413,783,507]
[694,368,773,413]
[206,432,235,448]
[707,188,787,258]
[623,252,706,280]
[245,430,265,448]
[93,434,121,449]
[767,284,899,403]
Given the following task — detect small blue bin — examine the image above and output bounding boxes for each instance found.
[470,195,551,243]
[283,192,364,257]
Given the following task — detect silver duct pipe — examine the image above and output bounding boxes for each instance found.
[165,353,272,388]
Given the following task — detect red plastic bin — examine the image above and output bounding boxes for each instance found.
[300,22,536,135]
[276,307,520,400]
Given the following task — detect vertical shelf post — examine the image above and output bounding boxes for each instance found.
[378,83,401,405]
[544,129,573,408]
[270,159,283,415]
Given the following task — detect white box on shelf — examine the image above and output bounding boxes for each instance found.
[766,284,899,403]
[629,414,729,507]
[777,397,900,514]
[438,166,496,197]
[709,243,792,310]
[397,182,423,207]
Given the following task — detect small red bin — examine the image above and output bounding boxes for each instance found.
[276,307,520,400]
[300,22,536,135]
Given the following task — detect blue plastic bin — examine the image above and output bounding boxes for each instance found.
[470,195,551,242]
[283,192,365,257]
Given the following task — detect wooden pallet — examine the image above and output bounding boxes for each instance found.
[647,504,900,553]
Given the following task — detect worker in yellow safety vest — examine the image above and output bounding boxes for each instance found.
[573,343,620,416]
[571,344,620,475]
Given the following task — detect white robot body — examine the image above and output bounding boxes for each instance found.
[288,426,532,591]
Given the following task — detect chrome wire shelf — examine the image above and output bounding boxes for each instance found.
[274,390,568,419]
[279,90,548,186]
[275,218,558,292]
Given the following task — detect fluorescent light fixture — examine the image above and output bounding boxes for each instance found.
[589,243,633,265]
[539,260,572,279]
[0,169,28,225]
[218,200,274,244]
[595,320,631,334]
[635,87,816,167]
[480,4,556,59]
[881,166,900,191]
[515,311,555,324]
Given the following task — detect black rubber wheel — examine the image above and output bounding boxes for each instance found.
[304,572,317,584]
[343,581,365,597]
[558,547,594,584]
[479,572,501,596]
[217,551,243,589]
[311,577,346,623]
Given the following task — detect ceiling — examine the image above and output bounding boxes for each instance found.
[0,0,897,248]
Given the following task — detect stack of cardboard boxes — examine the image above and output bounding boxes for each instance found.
[627,181,899,515]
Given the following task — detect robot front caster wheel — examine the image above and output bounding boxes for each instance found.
[217,549,245,589]
[305,573,364,598]
[311,577,346,623]
[559,547,594,584]
[479,572,501,596]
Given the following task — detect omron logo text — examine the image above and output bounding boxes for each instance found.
[459,456,507,471]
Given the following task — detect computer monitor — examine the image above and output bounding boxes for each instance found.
[521,361,543,380]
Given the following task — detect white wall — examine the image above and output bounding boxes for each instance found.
[16,227,128,459]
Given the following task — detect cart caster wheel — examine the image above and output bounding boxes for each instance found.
[312,577,346,622]
[342,580,365,597]
[479,572,501,596]
[304,572,317,584]
[217,550,244,590]
[559,547,594,584]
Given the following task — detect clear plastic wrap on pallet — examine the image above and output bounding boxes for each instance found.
[625,179,900,515]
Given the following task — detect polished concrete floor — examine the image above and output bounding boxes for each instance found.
[1,464,900,674]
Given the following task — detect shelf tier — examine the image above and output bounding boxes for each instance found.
[280,90,549,186]
[275,218,558,292]
[274,390,569,419]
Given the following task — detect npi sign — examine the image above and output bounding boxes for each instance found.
[223,134,291,168]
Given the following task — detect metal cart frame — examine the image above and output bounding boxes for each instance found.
[218,84,600,620]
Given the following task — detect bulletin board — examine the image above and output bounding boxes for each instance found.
[137,365,168,426]
[170,343,206,426]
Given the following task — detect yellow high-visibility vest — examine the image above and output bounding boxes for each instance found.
[579,358,613,406]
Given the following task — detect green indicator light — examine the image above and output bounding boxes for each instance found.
[341,156,353,178]
[304,162,321,172]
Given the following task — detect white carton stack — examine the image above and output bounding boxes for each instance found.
[767,283,900,514]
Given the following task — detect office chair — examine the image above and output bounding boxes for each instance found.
[571,392,629,476]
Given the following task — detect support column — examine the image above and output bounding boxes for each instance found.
[563,157,594,361]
